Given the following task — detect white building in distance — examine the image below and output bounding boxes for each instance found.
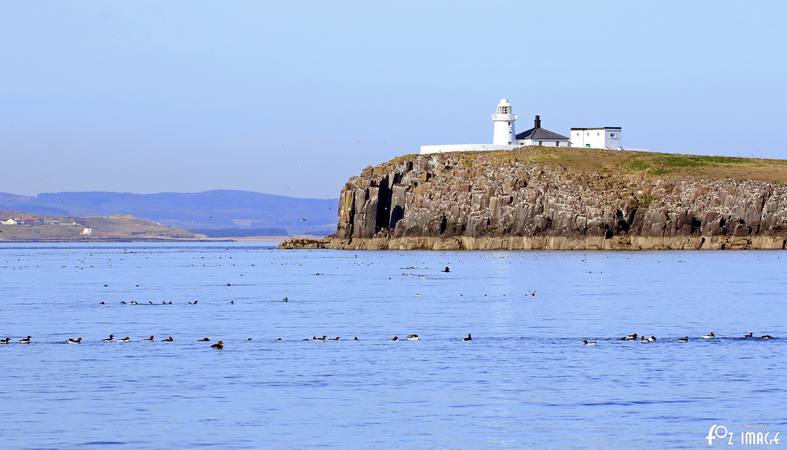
[570,127,622,149]
[420,98,619,154]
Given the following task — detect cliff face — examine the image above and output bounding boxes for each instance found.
[292,148,787,250]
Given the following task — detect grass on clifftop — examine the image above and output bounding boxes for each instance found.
[386,146,787,184]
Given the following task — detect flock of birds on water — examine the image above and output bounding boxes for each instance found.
[0,333,471,348]
[2,331,778,349]
[580,331,775,346]
[1,259,782,350]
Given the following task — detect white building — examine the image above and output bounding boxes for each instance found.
[570,127,622,149]
[515,115,570,147]
[1,218,17,225]
[81,227,93,235]
[420,98,619,154]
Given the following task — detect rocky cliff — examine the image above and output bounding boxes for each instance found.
[282,147,787,250]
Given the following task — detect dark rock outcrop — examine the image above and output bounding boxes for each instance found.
[282,149,787,250]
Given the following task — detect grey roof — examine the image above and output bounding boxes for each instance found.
[516,127,569,141]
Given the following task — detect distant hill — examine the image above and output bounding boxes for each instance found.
[0,213,197,242]
[0,190,337,236]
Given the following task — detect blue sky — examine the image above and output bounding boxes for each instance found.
[1,1,786,198]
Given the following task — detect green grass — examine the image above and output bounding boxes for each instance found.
[407,146,787,185]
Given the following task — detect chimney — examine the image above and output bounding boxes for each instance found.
[534,115,541,129]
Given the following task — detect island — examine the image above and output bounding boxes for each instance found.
[281,146,787,250]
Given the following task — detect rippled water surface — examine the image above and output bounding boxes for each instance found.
[1,243,786,449]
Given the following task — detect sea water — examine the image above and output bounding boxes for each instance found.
[1,243,786,449]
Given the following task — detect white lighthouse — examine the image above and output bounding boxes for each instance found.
[491,98,517,145]
[419,98,521,154]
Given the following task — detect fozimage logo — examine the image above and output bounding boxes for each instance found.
[706,424,782,447]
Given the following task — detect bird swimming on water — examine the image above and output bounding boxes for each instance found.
[66,337,82,344]
[463,334,472,341]
[406,334,420,341]
[198,337,210,342]
[391,336,399,341]
[582,339,597,346]
[162,336,174,342]
[744,332,754,339]
[620,333,638,341]
[19,336,32,344]
[640,336,656,343]
[702,332,716,340]
[0,337,10,344]
[144,336,155,341]
[211,341,224,349]
[102,334,114,342]
[761,334,774,340]
[119,337,130,343]
[678,336,689,343]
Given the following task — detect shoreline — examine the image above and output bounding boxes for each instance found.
[280,235,787,251]
[0,235,325,244]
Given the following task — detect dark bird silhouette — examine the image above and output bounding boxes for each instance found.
[463,334,472,341]
[198,337,210,342]
[19,336,32,344]
[102,334,114,342]
[211,341,224,349]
